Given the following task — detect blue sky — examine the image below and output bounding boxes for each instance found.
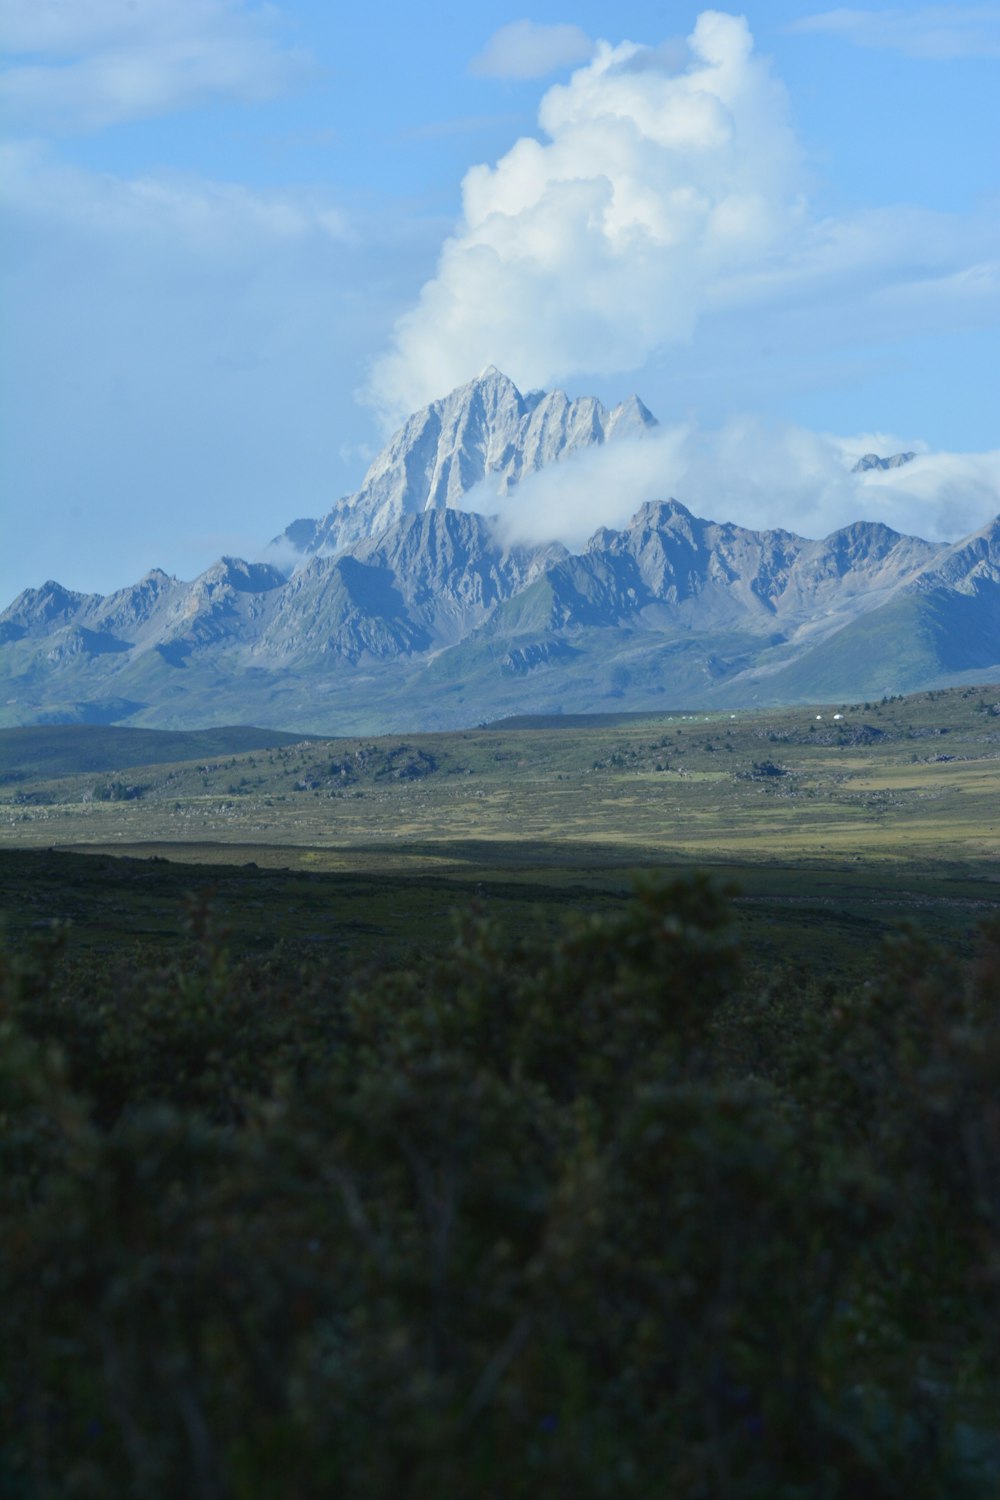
[1,1,998,602]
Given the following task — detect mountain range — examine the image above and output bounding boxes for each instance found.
[274,364,658,558]
[2,368,998,733]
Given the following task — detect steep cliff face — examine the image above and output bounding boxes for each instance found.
[255,511,564,662]
[918,516,1000,593]
[275,366,657,557]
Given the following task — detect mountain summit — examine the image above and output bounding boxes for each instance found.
[1,371,997,733]
[851,452,917,473]
[275,367,657,558]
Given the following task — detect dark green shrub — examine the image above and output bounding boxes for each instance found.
[1,878,998,1497]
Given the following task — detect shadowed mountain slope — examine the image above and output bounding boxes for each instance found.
[2,372,997,731]
[3,497,997,732]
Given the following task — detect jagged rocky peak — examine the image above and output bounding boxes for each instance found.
[852,452,917,473]
[629,498,695,529]
[607,392,658,437]
[194,557,288,594]
[0,579,97,632]
[814,518,939,584]
[278,367,659,559]
[104,566,174,603]
[86,568,178,635]
[824,518,904,558]
[585,499,688,552]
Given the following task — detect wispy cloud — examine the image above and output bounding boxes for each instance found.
[401,112,528,143]
[0,0,312,132]
[786,6,1000,60]
[470,20,595,80]
[0,139,351,251]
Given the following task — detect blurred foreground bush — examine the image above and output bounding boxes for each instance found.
[2,876,1000,1498]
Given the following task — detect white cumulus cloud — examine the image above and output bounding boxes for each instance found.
[470,20,596,80]
[370,11,805,421]
[368,9,1000,433]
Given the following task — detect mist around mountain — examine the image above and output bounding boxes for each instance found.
[2,370,998,733]
[272,366,658,559]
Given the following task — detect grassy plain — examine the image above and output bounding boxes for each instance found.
[2,682,999,975]
[5,686,1000,1497]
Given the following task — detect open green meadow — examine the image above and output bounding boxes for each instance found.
[5,685,998,864]
[2,682,998,975]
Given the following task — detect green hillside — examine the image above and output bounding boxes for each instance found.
[754,589,1000,703]
[0,723,318,781]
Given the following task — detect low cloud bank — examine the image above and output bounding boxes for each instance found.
[462,423,1000,550]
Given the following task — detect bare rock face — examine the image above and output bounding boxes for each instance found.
[580,501,939,636]
[0,581,99,641]
[256,510,566,662]
[920,516,1000,594]
[275,366,657,558]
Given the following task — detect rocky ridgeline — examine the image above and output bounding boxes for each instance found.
[276,365,657,556]
[2,369,999,729]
